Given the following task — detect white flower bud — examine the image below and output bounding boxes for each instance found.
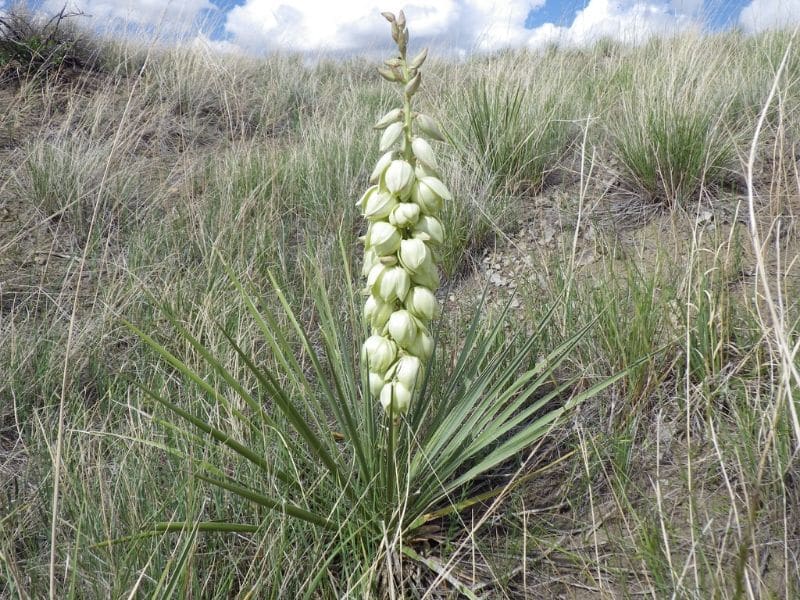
[370,152,394,184]
[379,381,392,410]
[362,248,378,277]
[374,108,403,130]
[384,160,414,197]
[369,371,386,397]
[411,179,443,215]
[394,382,412,413]
[415,113,445,142]
[364,294,393,330]
[410,253,439,290]
[368,221,401,256]
[362,335,397,373]
[405,285,438,320]
[356,185,378,209]
[388,202,420,228]
[377,66,398,82]
[404,72,421,96]
[408,329,434,360]
[411,137,438,171]
[363,191,398,221]
[380,122,404,152]
[409,47,428,69]
[366,262,386,289]
[394,355,422,389]
[379,381,412,414]
[412,215,444,244]
[374,265,411,302]
[398,238,429,273]
[420,176,452,200]
[387,309,417,348]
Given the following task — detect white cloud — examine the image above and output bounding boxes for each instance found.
[739,0,800,32]
[525,0,700,49]
[189,32,246,55]
[40,0,215,32]
[669,0,704,15]
[223,1,545,54]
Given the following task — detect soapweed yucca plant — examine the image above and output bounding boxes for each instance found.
[123,12,623,593]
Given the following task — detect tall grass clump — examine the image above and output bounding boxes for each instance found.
[608,36,736,207]
[14,134,139,242]
[456,70,574,197]
[119,13,621,595]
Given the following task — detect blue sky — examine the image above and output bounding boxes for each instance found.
[14,1,800,55]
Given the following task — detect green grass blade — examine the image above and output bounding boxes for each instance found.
[160,303,275,427]
[218,327,353,493]
[131,380,294,486]
[123,319,257,430]
[194,472,334,530]
[152,521,199,600]
[92,522,262,549]
[446,366,633,493]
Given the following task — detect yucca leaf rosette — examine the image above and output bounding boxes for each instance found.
[358,11,450,416]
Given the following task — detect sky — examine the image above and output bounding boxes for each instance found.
[12,0,800,56]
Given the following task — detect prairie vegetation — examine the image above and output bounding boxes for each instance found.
[1,9,799,598]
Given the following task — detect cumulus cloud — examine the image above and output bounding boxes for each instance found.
[525,0,700,49]
[223,0,545,55]
[739,0,800,32]
[40,0,216,32]
[220,0,703,56]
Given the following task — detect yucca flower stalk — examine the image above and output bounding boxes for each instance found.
[357,10,450,417]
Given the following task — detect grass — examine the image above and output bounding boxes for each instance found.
[1,14,799,598]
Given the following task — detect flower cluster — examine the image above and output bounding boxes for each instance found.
[357,11,451,416]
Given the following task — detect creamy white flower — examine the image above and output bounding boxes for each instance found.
[409,253,439,289]
[374,265,411,302]
[405,285,437,320]
[379,381,393,411]
[387,309,417,348]
[374,108,403,130]
[379,381,412,414]
[420,176,451,200]
[364,191,398,221]
[408,329,434,360]
[398,238,429,273]
[364,294,393,330]
[388,202,420,228]
[415,113,445,142]
[362,335,397,373]
[380,122,404,152]
[411,179,443,215]
[366,262,386,289]
[384,160,414,197]
[394,355,422,389]
[394,381,412,413]
[412,215,444,244]
[370,152,394,184]
[356,185,378,210]
[411,137,438,171]
[369,371,385,397]
[368,221,401,256]
[362,248,378,277]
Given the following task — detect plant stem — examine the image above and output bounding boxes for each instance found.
[402,67,413,162]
